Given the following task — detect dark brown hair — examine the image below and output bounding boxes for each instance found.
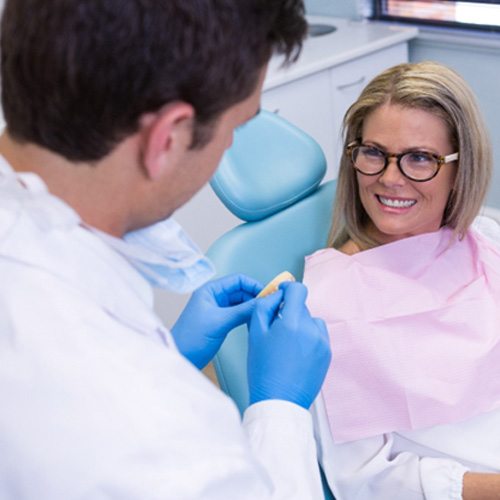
[1,0,306,161]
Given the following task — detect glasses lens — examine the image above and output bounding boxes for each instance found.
[400,152,438,181]
[352,146,385,174]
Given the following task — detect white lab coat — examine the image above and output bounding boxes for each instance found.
[312,216,500,500]
[0,159,323,500]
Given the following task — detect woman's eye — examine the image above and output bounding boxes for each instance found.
[363,147,384,158]
[407,152,433,163]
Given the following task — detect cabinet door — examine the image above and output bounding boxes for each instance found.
[330,43,409,174]
[262,70,337,180]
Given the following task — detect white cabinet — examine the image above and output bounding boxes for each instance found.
[262,41,409,180]
[262,70,336,179]
[329,42,408,174]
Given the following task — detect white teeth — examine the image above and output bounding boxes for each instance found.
[378,196,416,208]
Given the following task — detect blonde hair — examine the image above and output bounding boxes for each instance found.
[328,61,492,250]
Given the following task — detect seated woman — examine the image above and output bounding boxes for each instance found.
[303,61,500,499]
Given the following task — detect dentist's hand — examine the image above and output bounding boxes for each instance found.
[248,282,331,409]
[172,273,262,369]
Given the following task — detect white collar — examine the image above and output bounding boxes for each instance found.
[0,155,169,342]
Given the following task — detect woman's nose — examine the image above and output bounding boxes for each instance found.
[377,156,406,187]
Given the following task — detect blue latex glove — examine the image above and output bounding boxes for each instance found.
[171,273,262,369]
[248,281,331,409]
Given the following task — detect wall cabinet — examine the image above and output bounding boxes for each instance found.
[262,42,408,180]
[262,70,337,178]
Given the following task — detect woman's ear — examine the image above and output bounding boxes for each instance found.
[139,102,195,180]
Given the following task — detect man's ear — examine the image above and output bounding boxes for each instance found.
[140,102,195,180]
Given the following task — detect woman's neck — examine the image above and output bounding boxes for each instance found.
[338,239,362,255]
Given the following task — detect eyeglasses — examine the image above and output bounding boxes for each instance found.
[347,142,459,182]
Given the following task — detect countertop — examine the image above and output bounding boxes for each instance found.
[264,15,419,90]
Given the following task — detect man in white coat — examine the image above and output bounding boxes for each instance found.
[0,1,332,499]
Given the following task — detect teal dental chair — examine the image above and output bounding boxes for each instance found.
[207,110,336,499]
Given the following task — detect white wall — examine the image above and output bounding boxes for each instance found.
[305,0,358,18]
[409,39,500,209]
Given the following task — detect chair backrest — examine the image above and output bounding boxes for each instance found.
[210,109,327,222]
[207,109,336,409]
[207,110,337,499]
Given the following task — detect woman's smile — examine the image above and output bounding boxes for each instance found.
[376,194,417,210]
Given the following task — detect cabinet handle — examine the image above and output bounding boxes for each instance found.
[336,76,366,91]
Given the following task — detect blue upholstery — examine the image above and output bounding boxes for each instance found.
[210,110,327,222]
[207,181,336,410]
[207,111,336,499]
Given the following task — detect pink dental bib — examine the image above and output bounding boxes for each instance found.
[304,228,500,443]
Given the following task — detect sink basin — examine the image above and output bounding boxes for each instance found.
[307,23,337,37]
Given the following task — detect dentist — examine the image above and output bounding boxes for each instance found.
[0,1,331,499]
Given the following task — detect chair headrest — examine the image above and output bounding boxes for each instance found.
[210,110,327,222]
